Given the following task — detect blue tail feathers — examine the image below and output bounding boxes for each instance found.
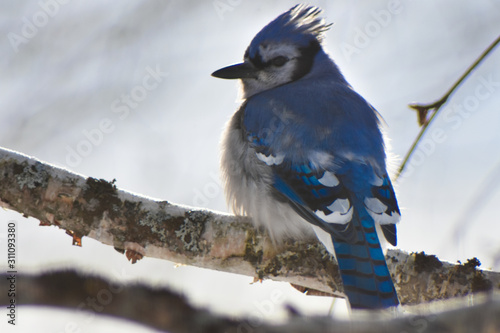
[332,204,399,309]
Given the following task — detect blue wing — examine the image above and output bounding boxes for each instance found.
[250,136,400,308]
[249,131,400,240]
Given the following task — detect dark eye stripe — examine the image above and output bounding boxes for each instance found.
[291,40,321,81]
[246,48,265,69]
[271,56,288,67]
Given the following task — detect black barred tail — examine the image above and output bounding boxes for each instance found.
[332,205,399,309]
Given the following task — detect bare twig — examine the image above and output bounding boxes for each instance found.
[0,147,499,305]
[395,34,500,180]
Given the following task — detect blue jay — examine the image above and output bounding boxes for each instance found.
[212,5,400,309]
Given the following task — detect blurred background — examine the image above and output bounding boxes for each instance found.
[0,1,500,331]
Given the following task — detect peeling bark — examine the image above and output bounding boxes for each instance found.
[0,147,499,305]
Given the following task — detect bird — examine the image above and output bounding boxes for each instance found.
[212,4,401,309]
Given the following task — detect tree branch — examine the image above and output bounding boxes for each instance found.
[0,147,499,305]
[395,34,500,180]
[1,270,499,333]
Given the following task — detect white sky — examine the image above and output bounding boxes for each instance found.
[1,1,500,332]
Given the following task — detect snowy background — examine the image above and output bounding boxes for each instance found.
[1,1,500,332]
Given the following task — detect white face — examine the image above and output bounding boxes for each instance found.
[241,42,301,98]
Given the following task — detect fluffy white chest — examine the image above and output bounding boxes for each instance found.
[220,114,315,242]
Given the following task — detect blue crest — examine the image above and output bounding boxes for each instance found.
[247,4,331,57]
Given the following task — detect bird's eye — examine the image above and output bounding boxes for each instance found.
[271,56,288,67]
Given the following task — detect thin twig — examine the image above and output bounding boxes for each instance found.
[395,34,500,181]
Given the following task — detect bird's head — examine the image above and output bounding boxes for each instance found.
[212,5,331,98]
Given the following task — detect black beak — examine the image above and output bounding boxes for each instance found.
[211,62,258,79]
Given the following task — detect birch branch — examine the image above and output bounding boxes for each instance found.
[0,146,499,305]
